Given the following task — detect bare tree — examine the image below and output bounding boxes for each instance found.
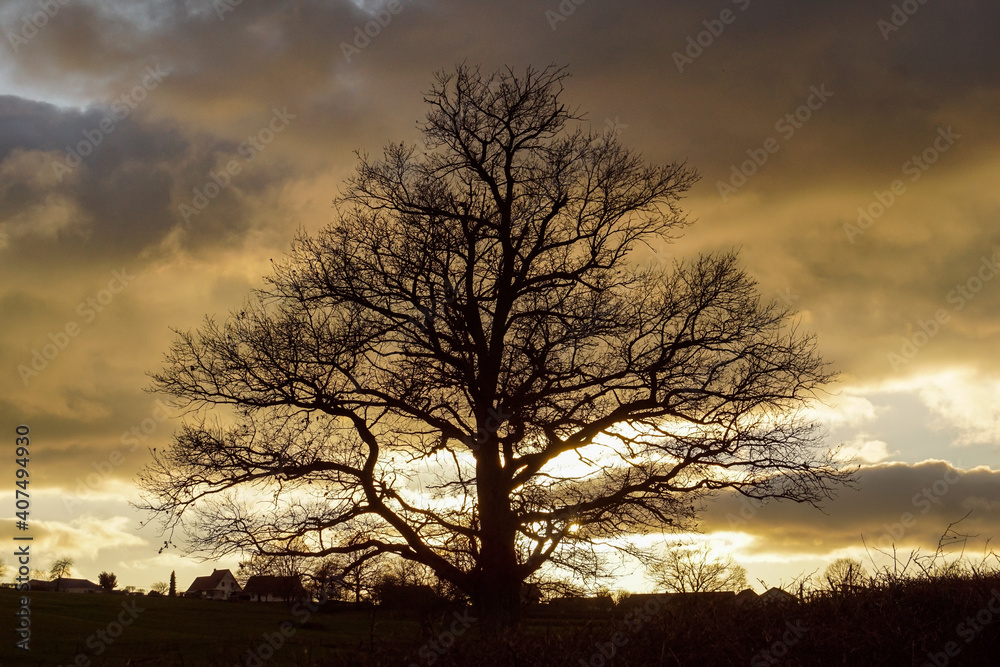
[372,556,441,604]
[822,557,867,591]
[315,552,384,604]
[138,64,851,634]
[50,557,73,590]
[648,543,748,593]
[236,538,308,586]
[49,557,73,580]
[150,581,169,595]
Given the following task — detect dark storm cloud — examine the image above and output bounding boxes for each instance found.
[1,0,996,440]
[701,461,1000,555]
[0,94,310,263]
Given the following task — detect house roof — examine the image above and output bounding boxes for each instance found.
[58,577,102,589]
[29,577,100,590]
[759,587,796,603]
[243,575,305,597]
[186,569,240,593]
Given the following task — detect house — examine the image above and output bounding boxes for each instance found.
[185,569,241,600]
[546,595,614,613]
[242,575,307,602]
[28,577,102,593]
[758,587,797,605]
[733,587,760,608]
[618,591,736,610]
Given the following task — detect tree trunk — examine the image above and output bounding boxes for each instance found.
[474,568,522,637]
[476,434,522,636]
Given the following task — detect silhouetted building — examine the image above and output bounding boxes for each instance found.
[618,591,736,610]
[242,575,307,602]
[546,596,615,613]
[758,587,796,605]
[28,577,101,593]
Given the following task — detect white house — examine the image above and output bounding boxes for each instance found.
[185,569,241,600]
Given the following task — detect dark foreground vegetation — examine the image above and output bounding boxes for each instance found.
[4,569,1000,666]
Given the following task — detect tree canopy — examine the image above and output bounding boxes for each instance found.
[822,557,867,591]
[98,571,118,592]
[648,543,748,593]
[49,557,73,580]
[138,64,851,633]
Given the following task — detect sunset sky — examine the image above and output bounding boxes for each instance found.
[1,0,998,594]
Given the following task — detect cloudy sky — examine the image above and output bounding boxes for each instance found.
[1,0,998,593]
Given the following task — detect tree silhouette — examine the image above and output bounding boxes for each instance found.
[151,581,169,595]
[648,543,748,593]
[50,557,73,591]
[822,557,867,591]
[138,64,851,633]
[314,553,384,604]
[168,571,176,597]
[98,571,118,592]
[49,557,73,579]
[236,538,307,586]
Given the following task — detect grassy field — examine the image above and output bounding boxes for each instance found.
[4,575,1000,666]
[1,589,428,666]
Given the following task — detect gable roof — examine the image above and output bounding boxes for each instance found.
[29,577,101,591]
[243,575,305,597]
[58,577,102,589]
[759,587,796,603]
[186,569,240,593]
